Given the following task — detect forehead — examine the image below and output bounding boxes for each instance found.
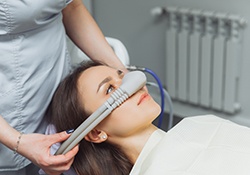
[77,65,116,89]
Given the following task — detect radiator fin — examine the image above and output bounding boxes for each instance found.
[165,7,245,114]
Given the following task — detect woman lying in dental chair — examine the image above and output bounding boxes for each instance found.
[46,60,250,175]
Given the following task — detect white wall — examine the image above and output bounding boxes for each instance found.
[92,0,250,126]
[67,0,93,66]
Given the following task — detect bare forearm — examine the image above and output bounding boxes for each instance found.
[0,114,20,151]
[0,115,78,174]
[63,0,125,69]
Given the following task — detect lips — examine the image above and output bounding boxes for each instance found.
[137,92,150,105]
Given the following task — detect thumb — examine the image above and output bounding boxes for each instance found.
[50,129,74,144]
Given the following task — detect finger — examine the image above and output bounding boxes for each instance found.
[42,157,75,175]
[64,144,79,158]
[42,152,76,174]
[48,144,79,166]
[48,157,75,172]
[49,131,72,145]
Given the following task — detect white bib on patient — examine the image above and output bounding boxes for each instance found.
[130,115,250,175]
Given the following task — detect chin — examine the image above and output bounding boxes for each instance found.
[154,103,162,114]
[148,105,161,119]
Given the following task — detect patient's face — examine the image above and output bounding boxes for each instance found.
[77,65,161,138]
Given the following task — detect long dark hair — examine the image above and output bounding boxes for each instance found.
[46,61,133,175]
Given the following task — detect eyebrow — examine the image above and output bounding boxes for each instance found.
[97,76,112,93]
[96,70,123,93]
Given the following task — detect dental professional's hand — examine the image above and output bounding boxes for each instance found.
[17,131,79,175]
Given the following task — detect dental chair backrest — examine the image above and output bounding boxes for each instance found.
[67,36,130,66]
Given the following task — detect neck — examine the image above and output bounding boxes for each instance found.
[118,124,158,164]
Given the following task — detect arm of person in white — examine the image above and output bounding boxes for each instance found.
[62,0,126,70]
[0,115,21,152]
[0,114,78,174]
[39,124,77,175]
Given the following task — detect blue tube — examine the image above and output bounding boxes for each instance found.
[144,68,165,128]
[147,82,173,130]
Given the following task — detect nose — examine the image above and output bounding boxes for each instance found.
[115,69,125,86]
[142,86,148,92]
[114,76,123,88]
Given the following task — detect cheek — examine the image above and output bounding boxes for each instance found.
[99,100,161,137]
[82,94,108,114]
[97,106,136,137]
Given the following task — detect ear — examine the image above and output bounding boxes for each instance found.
[84,129,108,143]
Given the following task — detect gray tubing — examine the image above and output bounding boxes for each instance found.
[57,108,113,154]
[55,103,109,154]
[55,71,146,155]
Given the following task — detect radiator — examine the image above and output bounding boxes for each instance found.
[165,7,246,114]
